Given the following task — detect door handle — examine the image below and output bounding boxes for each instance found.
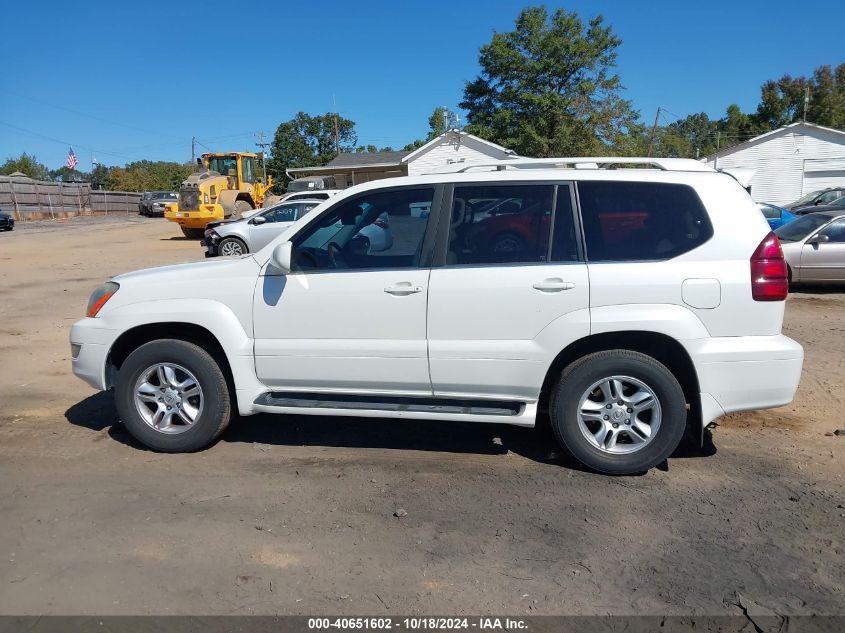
[384,282,424,296]
[532,278,575,292]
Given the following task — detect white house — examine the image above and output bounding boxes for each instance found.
[287,130,516,188]
[703,122,845,205]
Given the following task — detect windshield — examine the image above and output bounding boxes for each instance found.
[792,190,822,205]
[775,214,832,241]
[207,156,238,176]
[153,192,176,200]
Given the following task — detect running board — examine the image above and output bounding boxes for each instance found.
[254,392,524,417]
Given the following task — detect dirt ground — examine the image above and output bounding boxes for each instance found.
[0,216,842,617]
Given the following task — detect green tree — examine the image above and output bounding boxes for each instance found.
[0,153,50,180]
[403,106,458,151]
[268,112,357,189]
[459,5,639,157]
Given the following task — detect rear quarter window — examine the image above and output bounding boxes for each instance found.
[577,181,713,261]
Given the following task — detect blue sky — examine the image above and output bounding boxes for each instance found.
[1,0,843,170]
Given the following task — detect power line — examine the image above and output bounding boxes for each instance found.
[0,120,137,161]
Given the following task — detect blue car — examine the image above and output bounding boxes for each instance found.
[758,203,797,230]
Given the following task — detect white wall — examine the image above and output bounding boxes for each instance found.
[407,135,511,176]
[704,126,845,205]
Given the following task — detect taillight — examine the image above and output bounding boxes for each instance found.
[374,219,389,230]
[750,231,788,301]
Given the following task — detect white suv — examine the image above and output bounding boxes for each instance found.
[70,158,803,474]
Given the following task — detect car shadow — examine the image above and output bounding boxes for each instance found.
[789,282,845,294]
[65,391,715,472]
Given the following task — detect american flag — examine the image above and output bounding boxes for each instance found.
[67,147,78,170]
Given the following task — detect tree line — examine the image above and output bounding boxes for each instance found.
[4,5,843,190]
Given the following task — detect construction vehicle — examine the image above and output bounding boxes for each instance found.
[165,152,273,238]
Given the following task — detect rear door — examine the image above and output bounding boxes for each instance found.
[800,217,845,281]
[426,182,590,401]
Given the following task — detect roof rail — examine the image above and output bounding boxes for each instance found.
[427,157,716,174]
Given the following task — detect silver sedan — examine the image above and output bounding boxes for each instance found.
[776,209,845,283]
[204,200,322,257]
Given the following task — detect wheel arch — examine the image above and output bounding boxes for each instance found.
[105,323,235,397]
[539,331,700,419]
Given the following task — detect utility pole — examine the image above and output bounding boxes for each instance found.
[647,107,661,157]
[714,131,720,169]
[191,136,196,171]
[803,85,810,123]
[255,131,270,183]
[332,94,341,156]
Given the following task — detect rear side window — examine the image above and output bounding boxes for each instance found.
[448,184,554,265]
[578,181,712,261]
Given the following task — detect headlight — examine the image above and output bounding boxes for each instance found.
[86,282,120,317]
[204,194,210,204]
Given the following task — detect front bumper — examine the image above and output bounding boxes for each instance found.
[69,318,120,391]
[0,217,13,229]
[165,204,222,229]
[202,233,220,256]
[685,334,804,425]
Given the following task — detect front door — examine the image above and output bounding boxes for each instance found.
[426,182,590,401]
[800,217,845,282]
[253,186,439,395]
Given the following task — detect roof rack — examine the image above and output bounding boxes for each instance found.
[427,157,716,174]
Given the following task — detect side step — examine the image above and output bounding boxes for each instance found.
[254,392,523,417]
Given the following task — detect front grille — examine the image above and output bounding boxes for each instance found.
[179,187,200,211]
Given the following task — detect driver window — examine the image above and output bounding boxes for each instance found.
[821,218,845,242]
[291,187,435,271]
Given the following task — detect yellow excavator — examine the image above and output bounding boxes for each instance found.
[165,152,273,238]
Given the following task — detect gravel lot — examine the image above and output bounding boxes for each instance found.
[0,217,842,616]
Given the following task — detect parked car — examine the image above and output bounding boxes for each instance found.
[775,208,845,283]
[260,189,341,211]
[204,200,322,257]
[0,208,14,231]
[139,191,178,217]
[783,188,845,214]
[70,157,803,475]
[758,203,797,230]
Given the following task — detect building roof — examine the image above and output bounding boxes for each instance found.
[705,121,845,160]
[327,150,411,167]
[402,130,515,162]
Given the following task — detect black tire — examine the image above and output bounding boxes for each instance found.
[262,195,282,209]
[181,227,205,239]
[114,339,232,452]
[231,200,252,220]
[218,236,248,256]
[550,350,687,475]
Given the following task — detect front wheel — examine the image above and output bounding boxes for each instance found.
[218,236,248,256]
[114,339,232,452]
[230,200,252,220]
[550,350,687,474]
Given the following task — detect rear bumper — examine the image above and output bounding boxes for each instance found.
[685,335,804,425]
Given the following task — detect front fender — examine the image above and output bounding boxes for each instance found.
[98,299,266,414]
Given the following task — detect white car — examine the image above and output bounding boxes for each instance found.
[70,157,803,474]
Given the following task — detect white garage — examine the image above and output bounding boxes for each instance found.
[703,122,845,206]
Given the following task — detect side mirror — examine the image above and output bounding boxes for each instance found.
[270,241,293,273]
[251,215,266,225]
[808,234,829,245]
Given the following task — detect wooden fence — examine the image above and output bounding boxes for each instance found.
[0,176,142,220]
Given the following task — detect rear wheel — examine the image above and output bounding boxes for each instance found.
[218,236,248,256]
[231,200,252,220]
[180,227,204,239]
[262,195,282,209]
[114,339,231,452]
[550,350,687,474]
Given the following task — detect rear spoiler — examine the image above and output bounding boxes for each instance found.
[719,167,755,189]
